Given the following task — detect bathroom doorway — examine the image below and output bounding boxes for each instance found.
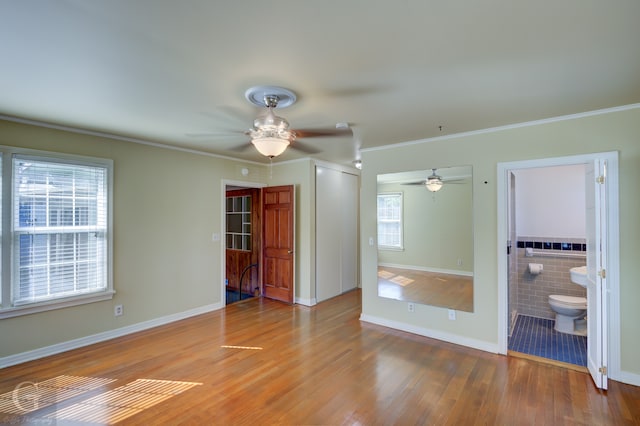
[506,164,589,365]
[497,152,620,390]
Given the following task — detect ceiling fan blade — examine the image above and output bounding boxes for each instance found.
[290,140,322,154]
[201,106,250,126]
[295,127,353,139]
[401,181,428,186]
[228,142,253,152]
[185,130,245,139]
[322,85,392,98]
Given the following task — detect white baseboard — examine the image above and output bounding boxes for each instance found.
[611,369,640,387]
[0,302,223,369]
[295,297,317,306]
[359,313,499,354]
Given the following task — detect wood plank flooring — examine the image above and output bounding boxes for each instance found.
[378,266,473,312]
[1,289,639,425]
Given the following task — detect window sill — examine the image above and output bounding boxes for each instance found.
[0,290,115,320]
[378,246,405,252]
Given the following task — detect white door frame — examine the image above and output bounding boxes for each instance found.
[496,152,620,380]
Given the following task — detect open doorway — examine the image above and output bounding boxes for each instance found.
[505,164,588,366]
[221,180,296,306]
[225,186,261,305]
[497,152,620,390]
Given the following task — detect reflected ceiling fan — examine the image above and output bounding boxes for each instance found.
[194,86,353,158]
[402,169,466,192]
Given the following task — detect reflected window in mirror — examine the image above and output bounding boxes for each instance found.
[376,166,474,312]
[377,192,403,250]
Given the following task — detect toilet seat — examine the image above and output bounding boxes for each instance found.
[549,294,587,308]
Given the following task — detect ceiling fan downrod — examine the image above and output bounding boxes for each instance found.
[263,94,280,109]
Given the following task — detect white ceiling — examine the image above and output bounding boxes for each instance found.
[1,1,639,166]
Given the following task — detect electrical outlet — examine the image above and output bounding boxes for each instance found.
[408,302,415,313]
[457,258,463,266]
[114,304,123,317]
[448,309,456,320]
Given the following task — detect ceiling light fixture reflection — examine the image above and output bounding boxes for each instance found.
[425,169,444,192]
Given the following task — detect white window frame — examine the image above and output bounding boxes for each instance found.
[377,192,404,250]
[0,146,114,319]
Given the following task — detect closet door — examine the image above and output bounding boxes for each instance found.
[315,166,342,302]
[341,172,358,292]
[316,166,359,302]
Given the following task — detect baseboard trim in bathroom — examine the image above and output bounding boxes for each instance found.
[507,350,588,373]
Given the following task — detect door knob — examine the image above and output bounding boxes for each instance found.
[288,250,294,254]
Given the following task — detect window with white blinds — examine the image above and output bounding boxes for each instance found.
[0,153,112,314]
[377,192,403,250]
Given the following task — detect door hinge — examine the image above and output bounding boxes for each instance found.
[596,175,606,184]
[599,366,607,375]
[598,269,606,279]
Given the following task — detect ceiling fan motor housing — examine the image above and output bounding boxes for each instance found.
[250,108,296,141]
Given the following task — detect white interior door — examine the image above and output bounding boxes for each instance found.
[507,172,517,333]
[316,166,343,302]
[316,167,359,302]
[341,172,358,292]
[585,159,608,390]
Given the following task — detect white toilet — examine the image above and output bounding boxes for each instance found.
[548,294,587,335]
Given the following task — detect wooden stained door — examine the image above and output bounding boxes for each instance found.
[262,185,295,303]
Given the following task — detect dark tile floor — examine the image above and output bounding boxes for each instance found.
[225,290,254,305]
[509,314,587,366]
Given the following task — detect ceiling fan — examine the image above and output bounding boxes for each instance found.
[402,169,466,192]
[193,86,353,158]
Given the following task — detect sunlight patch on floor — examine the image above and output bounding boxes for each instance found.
[389,275,414,286]
[377,269,395,279]
[0,375,116,415]
[379,269,415,287]
[45,379,201,424]
[221,345,263,350]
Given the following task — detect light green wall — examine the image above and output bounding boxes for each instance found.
[377,179,473,273]
[270,159,316,303]
[0,119,271,357]
[361,106,640,377]
[0,119,324,360]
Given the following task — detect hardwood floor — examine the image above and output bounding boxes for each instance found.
[378,266,473,312]
[1,289,639,425]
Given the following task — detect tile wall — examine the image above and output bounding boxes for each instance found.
[514,236,587,319]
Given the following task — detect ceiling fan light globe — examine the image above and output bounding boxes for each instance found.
[251,136,290,158]
[425,179,443,192]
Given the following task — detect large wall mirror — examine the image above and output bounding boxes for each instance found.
[377,166,474,312]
